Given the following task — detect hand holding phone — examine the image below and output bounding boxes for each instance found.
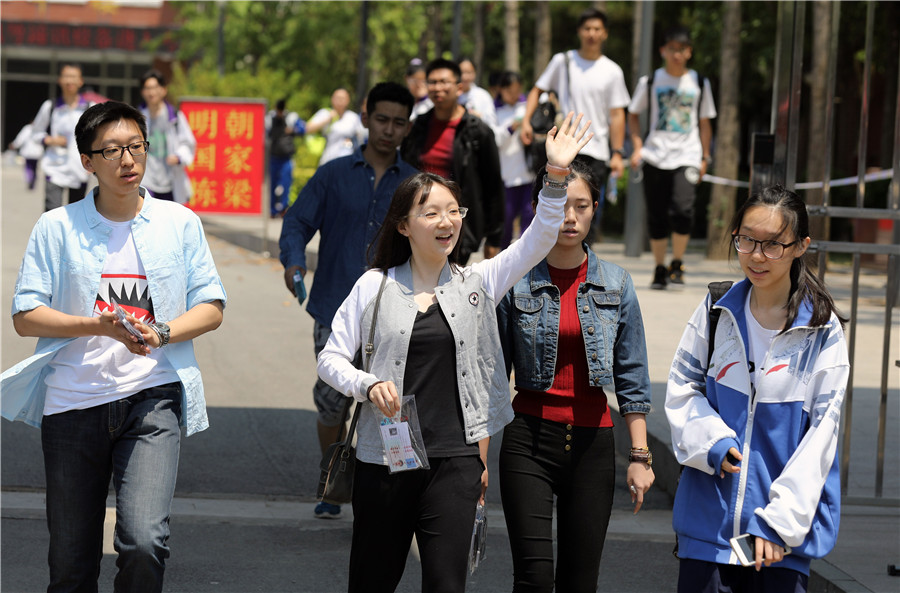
[730,534,791,568]
[113,303,146,345]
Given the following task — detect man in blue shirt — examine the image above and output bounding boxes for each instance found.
[2,101,226,592]
[279,82,416,519]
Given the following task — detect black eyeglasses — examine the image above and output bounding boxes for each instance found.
[732,234,798,260]
[89,141,150,161]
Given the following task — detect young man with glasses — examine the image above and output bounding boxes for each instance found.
[402,58,505,264]
[2,101,226,593]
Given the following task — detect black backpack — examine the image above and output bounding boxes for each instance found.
[706,280,733,369]
[269,114,297,158]
[528,51,571,174]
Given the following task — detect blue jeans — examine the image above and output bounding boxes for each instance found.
[677,558,808,593]
[269,155,294,215]
[41,382,183,593]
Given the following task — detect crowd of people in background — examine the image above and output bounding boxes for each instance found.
[1,6,849,593]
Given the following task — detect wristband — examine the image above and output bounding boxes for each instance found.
[543,174,568,191]
[611,148,625,158]
[366,381,384,398]
[545,163,572,177]
[629,447,653,466]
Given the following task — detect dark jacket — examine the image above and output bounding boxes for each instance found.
[402,109,505,263]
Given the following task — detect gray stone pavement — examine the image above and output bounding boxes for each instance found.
[1,159,898,592]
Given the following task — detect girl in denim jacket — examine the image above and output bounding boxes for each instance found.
[496,159,655,593]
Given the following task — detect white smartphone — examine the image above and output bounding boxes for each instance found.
[729,534,792,567]
[113,303,146,345]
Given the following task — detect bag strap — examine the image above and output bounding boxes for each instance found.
[340,272,390,444]
[706,280,734,369]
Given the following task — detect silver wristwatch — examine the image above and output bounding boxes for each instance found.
[149,322,171,348]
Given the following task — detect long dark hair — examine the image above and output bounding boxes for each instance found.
[530,158,601,208]
[728,184,846,330]
[368,172,463,271]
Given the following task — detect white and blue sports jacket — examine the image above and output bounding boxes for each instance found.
[666,278,848,575]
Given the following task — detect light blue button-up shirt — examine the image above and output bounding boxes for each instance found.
[1,188,227,436]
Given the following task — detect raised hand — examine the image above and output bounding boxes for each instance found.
[544,112,593,170]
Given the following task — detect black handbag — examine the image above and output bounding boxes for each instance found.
[316,273,387,505]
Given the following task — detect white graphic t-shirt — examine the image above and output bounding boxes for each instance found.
[44,218,179,415]
[628,68,717,170]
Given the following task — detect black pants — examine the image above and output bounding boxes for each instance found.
[45,179,87,211]
[641,164,697,239]
[499,414,616,593]
[348,456,483,593]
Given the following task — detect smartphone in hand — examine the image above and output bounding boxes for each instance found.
[113,303,146,345]
[729,534,791,567]
[293,270,307,305]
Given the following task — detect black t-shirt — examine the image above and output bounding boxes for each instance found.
[403,303,477,457]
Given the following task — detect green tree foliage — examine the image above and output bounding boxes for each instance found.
[161,1,895,240]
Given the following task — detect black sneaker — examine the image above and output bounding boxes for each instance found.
[668,260,685,286]
[651,265,668,290]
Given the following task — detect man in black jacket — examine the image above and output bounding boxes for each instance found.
[401,58,505,264]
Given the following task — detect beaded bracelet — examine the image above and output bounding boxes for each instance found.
[545,163,572,177]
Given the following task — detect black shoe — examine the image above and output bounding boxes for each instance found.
[651,265,668,290]
[668,260,685,286]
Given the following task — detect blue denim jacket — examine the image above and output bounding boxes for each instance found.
[497,245,651,415]
[1,188,227,436]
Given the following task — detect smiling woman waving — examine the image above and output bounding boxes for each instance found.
[317,113,592,593]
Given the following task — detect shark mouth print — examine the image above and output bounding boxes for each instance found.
[95,276,154,324]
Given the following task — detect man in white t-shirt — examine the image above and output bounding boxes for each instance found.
[521,7,630,235]
[3,101,226,592]
[628,26,716,289]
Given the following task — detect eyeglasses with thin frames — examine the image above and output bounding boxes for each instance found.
[412,207,468,224]
[732,234,798,260]
[89,141,150,161]
[426,79,458,88]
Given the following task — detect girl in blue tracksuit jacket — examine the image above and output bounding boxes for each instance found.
[666,185,849,592]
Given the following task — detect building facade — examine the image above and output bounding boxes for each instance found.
[1,0,180,146]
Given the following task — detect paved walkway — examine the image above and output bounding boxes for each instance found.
[192,207,900,593]
[1,164,897,591]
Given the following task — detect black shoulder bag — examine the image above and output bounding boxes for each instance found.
[317,272,388,505]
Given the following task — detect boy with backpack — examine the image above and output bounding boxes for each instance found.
[628,26,716,290]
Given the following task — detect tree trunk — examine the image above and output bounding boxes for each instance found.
[474,2,485,77]
[804,0,831,242]
[505,1,520,72]
[631,1,644,88]
[430,2,444,59]
[534,1,551,79]
[706,1,742,259]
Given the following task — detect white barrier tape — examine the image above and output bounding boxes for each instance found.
[701,174,749,188]
[700,168,894,190]
[794,168,893,189]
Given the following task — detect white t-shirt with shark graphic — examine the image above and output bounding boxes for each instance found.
[43,217,178,415]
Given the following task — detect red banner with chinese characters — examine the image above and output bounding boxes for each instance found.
[180,99,266,215]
